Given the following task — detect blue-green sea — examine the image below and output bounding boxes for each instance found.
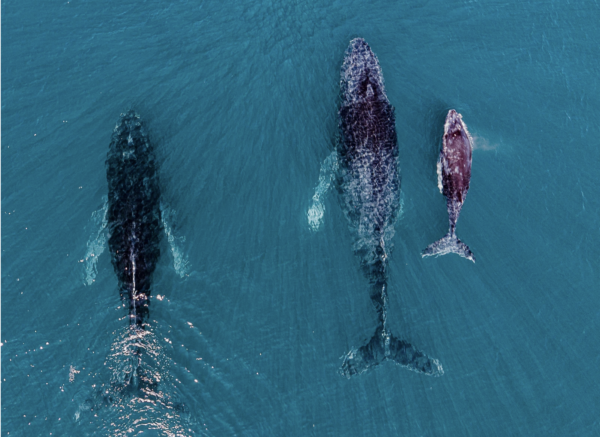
[2,0,599,435]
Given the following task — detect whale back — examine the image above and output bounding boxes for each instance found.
[436,110,472,230]
[106,112,162,323]
[337,39,400,267]
[439,110,472,204]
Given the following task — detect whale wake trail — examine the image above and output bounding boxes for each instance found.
[74,325,193,436]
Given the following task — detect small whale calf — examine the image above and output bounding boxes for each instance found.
[423,109,475,262]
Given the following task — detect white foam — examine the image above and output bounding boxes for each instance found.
[307,151,338,231]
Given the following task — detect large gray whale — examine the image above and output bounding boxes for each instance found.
[106,111,162,327]
[337,39,443,377]
[422,109,475,262]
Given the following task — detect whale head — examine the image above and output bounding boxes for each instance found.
[444,109,470,141]
[445,109,460,130]
[340,38,387,105]
[442,109,473,167]
[113,111,148,161]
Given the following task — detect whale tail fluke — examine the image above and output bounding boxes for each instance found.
[387,335,444,375]
[422,232,475,263]
[340,328,444,378]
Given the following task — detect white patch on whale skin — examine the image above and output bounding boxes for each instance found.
[307,202,325,231]
[436,154,444,194]
[83,197,109,286]
[308,151,338,231]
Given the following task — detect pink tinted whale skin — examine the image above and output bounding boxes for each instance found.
[423,109,475,262]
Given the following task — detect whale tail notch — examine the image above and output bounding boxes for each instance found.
[422,232,475,263]
[340,327,444,378]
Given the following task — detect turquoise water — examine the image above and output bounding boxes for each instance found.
[2,0,599,435]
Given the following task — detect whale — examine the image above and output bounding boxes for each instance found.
[76,117,192,418]
[106,111,162,326]
[337,38,443,377]
[422,109,475,262]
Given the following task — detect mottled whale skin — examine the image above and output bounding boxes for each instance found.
[106,111,162,326]
[422,109,475,262]
[337,38,442,378]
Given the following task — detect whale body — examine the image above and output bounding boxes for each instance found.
[106,111,162,326]
[422,109,475,262]
[337,38,442,377]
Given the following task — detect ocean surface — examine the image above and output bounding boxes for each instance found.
[2,0,599,435]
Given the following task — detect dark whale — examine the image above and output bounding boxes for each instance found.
[79,120,191,419]
[106,111,162,326]
[422,109,475,262]
[337,38,443,377]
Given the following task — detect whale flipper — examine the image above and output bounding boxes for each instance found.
[160,203,191,278]
[341,328,444,378]
[308,151,338,231]
[83,197,109,286]
[422,232,475,262]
